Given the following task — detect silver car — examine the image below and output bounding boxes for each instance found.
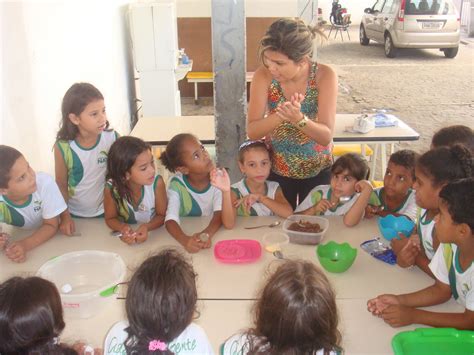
[360,0,460,58]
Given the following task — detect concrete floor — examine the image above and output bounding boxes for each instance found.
[182,26,474,158]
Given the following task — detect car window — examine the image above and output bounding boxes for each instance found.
[381,0,395,13]
[372,0,386,12]
[405,0,453,15]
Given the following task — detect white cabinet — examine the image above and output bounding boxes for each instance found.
[129,1,190,118]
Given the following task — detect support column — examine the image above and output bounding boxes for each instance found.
[211,0,246,182]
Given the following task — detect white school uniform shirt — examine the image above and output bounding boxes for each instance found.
[429,243,474,310]
[106,175,161,224]
[56,130,118,217]
[231,179,280,216]
[294,185,358,216]
[221,333,339,355]
[165,173,222,223]
[418,209,437,260]
[0,172,66,229]
[372,187,417,221]
[103,321,214,355]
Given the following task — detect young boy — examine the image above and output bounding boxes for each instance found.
[365,150,418,221]
[367,178,474,329]
[431,125,474,154]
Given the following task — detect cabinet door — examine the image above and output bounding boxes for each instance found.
[152,2,178,71]
[129,5,156,71]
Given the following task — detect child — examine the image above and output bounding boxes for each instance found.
[367,178,474,329]
[54,83,119,236]
[0,145,66,263]
[431,125,474,154]
[104,136,167,245]
[160,133,223,253]
[221,260,342,354]
[104,249,213,354]
[365,149,418,221]
[0,276,100,354]
[295,153,373,227]
[394,145,473,274]
[212,140,293,229]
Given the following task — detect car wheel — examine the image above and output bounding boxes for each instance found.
[384,33,397,58]
[360,25,369,45]
[442,47,458,58]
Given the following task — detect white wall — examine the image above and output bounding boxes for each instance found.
[0,1,133,176]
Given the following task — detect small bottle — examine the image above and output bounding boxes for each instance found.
[182,54,189,64]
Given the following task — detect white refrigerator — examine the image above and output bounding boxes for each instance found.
[129,1,191,118]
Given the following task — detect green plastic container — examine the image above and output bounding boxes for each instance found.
[392,328,474,355]
[316,241,357,273]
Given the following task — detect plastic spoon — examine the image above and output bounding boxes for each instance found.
[244,221,281,230]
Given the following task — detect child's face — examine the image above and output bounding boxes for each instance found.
[239,148,271,183]
[413,167,442,210]
[69,99,107,136]
[383,162,414,198]
[179,138,214,175]
[1,156,36,197]
[330,169,357,198]
[126,149,156,186]
[434,200,457,244]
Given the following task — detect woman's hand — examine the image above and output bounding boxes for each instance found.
[275,93,305,124]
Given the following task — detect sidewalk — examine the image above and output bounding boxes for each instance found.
[460,29,474,46]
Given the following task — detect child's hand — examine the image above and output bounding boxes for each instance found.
[234,194,261,213]
[210,168,230,192]
[193,232,212,249]
[135,225,148,244]
[355,180,373,194]
[72,342,103,355]
[395,236,420,268]
[119,225,137,245]
[312,199,333,215]
[365,205,383,219]
[390,233,410,254]
[59,214,76,236]
[184,235,205,254]
[381,304,413,327]
[5,242,27,263]
[367,294,399,316]
[0,232,10,250]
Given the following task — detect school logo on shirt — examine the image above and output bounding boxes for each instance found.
[98,150,108,165]
[33,200,42,212]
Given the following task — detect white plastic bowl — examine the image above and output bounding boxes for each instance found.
[37,250,126,319]
[283,215,329,245]
[262,231,289,253]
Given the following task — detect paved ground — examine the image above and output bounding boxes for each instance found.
[182,26,474,158]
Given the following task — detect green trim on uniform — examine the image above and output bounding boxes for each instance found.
[3,195,32,208]
[74,134,101,151]
[170,177,202,216]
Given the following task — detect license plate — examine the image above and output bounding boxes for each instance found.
[422,21,443,29]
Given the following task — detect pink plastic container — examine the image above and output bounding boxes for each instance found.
[214,240,262,264]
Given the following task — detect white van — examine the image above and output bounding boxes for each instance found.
[360,0,460,58]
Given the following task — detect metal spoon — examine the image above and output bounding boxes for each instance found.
[273,250,285,259]
[339,196,351,204]
[244,221,281,230]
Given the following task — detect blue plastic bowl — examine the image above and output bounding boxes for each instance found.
[377,215,415,241]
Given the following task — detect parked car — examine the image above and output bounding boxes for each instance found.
[360,0,460,58]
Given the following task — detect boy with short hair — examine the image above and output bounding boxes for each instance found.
[367,178,474,329]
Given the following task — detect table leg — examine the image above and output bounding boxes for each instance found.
[194,82,198,104]
[370,144,379,181]
[381,144,387,180]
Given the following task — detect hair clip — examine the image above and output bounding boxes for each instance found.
[149,339,167,351]
[238,139,267,151]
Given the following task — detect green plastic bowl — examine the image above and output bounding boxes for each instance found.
[317,241,357,273]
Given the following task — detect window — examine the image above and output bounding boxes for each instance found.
[373,0,386,13]
[405,0,453,15]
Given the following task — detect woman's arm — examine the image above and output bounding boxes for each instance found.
[246,67,284,139]
[54,145,75,235]
[260,187,293,218]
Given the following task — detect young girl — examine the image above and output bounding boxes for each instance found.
[368,178,474,329]
[103,249,213,354]
[295,153,373,227]
[0,276,99,354]
[213,140,293,229]
[0,145,66,263]
[104,136,167,245]
[54,83,119,236]
[221,260,341,354]
[365,150,418,221]
[160,133,222,253]
[394,144,473,273]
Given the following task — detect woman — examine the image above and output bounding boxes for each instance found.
[247,18,337,209]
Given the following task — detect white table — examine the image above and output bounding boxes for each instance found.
[130,114,419,180]
[0,216,461,354]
